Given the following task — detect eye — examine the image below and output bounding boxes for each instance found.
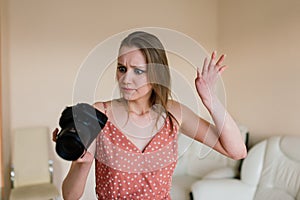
[117,65,127,73]
[134,68,146,75]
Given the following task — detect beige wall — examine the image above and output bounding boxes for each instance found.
[1,0,11,198]
[0,0,2,193]
[3,0,300,198]
[218,0,300,146]
[2,0,218,199]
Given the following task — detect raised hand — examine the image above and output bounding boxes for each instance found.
[195,51,227,110]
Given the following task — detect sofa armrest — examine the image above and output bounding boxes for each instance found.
[201,167,239,179]
[191,179,256,200]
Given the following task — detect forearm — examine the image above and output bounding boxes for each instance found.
[206,97,247,159]
[62,161,93,200]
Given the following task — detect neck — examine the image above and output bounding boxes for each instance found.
[123,99,152,116]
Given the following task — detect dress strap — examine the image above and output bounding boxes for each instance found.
[103,102,107,115]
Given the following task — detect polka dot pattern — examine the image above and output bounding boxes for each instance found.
[95,117,178,199]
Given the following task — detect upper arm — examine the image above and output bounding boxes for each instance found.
[168,100,230,157]
[168,99,210,142]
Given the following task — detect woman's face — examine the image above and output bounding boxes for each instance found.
[117,46,153,102]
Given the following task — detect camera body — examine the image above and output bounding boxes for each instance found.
[55,103,107,161]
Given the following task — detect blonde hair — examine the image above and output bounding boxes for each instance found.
[119,31,171,112]
[118,31,179,129]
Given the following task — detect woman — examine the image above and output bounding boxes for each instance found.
[53,31,247,199]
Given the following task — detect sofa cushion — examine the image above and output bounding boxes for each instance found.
[171,175,199,200]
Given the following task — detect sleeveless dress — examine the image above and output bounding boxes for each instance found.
[94,105,178,200]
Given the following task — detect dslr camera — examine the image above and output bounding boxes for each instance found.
[55,103,107,161]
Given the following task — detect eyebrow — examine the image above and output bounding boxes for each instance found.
[117,63,146,69]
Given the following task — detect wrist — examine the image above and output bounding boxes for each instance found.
[202,95,221,113]
[73,151,94,164]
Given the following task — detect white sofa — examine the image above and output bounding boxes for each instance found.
[171,126,248,200]
[191,135,300,200]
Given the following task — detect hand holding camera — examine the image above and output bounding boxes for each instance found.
[53,103,107,161]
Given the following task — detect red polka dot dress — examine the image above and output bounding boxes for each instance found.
[94,114,178,200]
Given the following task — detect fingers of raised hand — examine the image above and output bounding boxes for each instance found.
[202,51,227,75]
[201,57,209,76]
[215,54,227,73]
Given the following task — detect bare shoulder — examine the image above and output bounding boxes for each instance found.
[93,100,112,113]
[167,99,201,127]
[93,99,123,113]
[167,99,181,110]
[167,99,185,126]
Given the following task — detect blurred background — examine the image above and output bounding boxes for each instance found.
[1,0,300,199]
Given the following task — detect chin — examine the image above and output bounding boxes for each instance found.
[122,94,136,101]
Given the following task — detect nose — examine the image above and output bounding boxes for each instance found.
[120,69,133,85]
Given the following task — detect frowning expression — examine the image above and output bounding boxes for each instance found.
[117,46,153,101]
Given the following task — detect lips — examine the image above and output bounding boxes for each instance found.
[121,87,136,92]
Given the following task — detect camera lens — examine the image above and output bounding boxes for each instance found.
[55,129,85,161]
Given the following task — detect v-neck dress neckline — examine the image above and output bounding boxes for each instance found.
[104,118,167,153]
